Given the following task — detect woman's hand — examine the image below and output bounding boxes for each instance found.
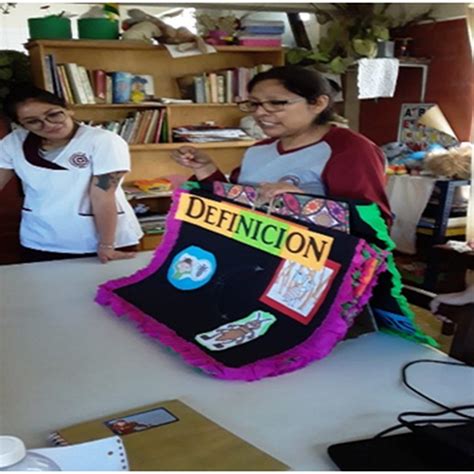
[171,146,217,179]
[256,182,303,205]
[97,246,136,264]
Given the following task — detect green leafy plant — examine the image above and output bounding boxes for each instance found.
[0,50,32,112]
[287,3,435,74]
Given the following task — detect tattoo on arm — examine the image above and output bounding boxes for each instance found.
[93,172,125,191]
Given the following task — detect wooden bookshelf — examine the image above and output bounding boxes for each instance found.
[26,40,284,250]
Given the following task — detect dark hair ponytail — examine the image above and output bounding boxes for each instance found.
[247,65,335,125]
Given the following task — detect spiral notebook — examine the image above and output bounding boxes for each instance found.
[49,399,288,471]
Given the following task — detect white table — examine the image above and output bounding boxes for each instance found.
[1,253,473,470]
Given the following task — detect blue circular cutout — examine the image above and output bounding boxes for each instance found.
[167,246,217,291]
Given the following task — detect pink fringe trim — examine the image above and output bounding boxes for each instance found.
[96,189,387,381]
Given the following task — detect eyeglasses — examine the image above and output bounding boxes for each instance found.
[19,110,68,130]
[237,98,306,113]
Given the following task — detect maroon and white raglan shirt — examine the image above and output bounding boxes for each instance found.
[201,126,391,223]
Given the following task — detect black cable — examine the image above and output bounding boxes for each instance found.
[373,359,474,439]
[401,359,474,419]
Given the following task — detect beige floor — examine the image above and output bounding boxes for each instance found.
[411,304,453,354]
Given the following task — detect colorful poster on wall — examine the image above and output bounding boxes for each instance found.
[398,103,458,151]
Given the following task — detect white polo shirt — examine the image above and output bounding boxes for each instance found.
[0,125,143,253]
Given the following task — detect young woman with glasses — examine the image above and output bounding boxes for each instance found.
[0,86,143,263]
[171,65,391,223]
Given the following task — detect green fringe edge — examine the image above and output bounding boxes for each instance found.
[356,204,438,347]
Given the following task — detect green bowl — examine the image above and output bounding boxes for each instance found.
[78,18,119,40]
[28,16,72,40]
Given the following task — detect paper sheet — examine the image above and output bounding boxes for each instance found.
[30,436,129,471]
[164,43,216,59]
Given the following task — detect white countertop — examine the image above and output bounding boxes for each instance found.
[1,252,472,470]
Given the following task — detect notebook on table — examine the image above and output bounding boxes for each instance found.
[49,399,288,471]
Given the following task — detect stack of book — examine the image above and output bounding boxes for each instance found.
[124,183,171,236]
[237,19,285,47]
[85,109,168,144]
[43,54,155,105]
[172,125,253,143]
[138,215,168,236]
[177,64,273,104]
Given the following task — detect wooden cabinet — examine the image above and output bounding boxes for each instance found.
[26,40,284,249]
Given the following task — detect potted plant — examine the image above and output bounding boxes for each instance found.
[287,3,435,74]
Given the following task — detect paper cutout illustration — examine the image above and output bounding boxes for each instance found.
[195,311,276,351]
[167,246,216,290]
[260,260,339,325]
[105,406,178,435]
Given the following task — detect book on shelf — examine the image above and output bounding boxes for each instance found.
[111,71,132,104]
[56,65,73,103]
[43,54,55,94]
[225,69,234,103]
[63,63,89,104]
[77,65,96,104]
[238,35,283,47]
[105,74,113,103]
[126,111,142,144]
[140,219,167,235]
[134,109,154,144]
[44,54,64,99]
[216,74,225,103]
[160,111,169,143]
[154,108,167,143]
[130,74,155,103]
[91,69,106,102]
[137,212,168,221]
[176,64,274,104]
[208,72,219,103]
[91,108,167,145]
[48,399,288,471]
[239,18,285,36]
[194,76,205,103]
[143,109,160,144]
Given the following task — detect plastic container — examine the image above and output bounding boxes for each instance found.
[28,16,72,40]
[78,18,119,40]
[0,436,61,471]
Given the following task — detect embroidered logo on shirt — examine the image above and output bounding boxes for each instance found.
[69,152,90,168]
